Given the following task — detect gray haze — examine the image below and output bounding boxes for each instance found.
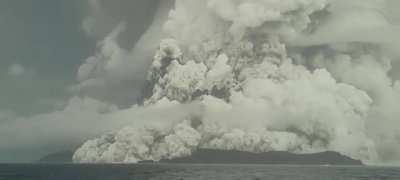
[0,0,159,162]
[0,0,91,115]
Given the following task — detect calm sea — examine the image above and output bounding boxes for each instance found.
[0,164,399,180]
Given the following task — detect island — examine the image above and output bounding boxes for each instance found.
[157,149,363,165]
[39,149,362,165]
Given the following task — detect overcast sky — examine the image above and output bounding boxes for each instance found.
[0,0,159,162]
[0,0,93,116]
[0,0,159,117]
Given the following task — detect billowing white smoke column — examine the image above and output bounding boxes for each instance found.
[74,0,400,164]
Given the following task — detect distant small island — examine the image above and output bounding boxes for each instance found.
[39,149,362,165]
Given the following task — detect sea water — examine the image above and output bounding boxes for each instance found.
[0,164,399,180]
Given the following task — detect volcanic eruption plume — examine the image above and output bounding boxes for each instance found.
[71,0,400,164]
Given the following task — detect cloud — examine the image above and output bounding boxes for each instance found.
[72,0,173,106]
[4,0,400,165]
[74,36,379,163]
[7,64,25,77]
[288,0,400,58]
[72,0,400,165]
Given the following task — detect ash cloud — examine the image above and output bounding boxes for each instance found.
[73,0,400,165]
[2,0,400,164]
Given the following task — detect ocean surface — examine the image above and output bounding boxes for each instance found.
[0,164,399,180]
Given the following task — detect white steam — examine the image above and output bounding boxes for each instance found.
[70,0,400,165]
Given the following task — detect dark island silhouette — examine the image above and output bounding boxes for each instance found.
[38,149,362,165]
[157,149,362,165]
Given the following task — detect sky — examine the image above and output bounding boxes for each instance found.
[0,0,159,162]
[0,0,92,115]
[0,0,159,115]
